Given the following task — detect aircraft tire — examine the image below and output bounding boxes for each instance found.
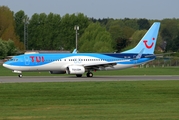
[18,74,23,78]
[76,74,82,77]
[86,72,93,77]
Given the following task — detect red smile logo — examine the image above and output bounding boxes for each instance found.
[143,38,155,49]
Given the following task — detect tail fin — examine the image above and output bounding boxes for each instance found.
[123,22,160,54]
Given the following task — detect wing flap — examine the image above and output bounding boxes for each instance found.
[84,62,117,69]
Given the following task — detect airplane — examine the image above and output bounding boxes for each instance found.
[3,22,160,78]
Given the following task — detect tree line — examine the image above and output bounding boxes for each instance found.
[1,6,179,58]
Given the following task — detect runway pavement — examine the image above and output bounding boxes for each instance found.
[0,75,179,83]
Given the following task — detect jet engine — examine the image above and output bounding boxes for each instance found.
[66,66,85,74]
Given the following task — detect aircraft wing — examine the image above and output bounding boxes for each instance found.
[83,62,117,70]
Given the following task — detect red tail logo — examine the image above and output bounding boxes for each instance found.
[143,38,155,49]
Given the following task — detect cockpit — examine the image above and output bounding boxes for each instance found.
[8,58,18,61]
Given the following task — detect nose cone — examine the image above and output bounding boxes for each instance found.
[2,62,12,70]
[3,62,8,68]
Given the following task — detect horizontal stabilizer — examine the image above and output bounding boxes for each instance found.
[145,54,156,58]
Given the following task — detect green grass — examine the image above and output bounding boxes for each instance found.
[0,81,179,120]
[1,65,179,76]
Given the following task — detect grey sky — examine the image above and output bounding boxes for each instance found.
[1,0,179,19]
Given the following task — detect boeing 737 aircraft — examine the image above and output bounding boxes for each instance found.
[3,22,160,78]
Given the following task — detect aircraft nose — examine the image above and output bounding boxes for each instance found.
[2,62,12,70]
[3,63,7,68]
[3,61,11,68]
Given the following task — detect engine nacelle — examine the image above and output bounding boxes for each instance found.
[66,66,85,74]
[12,70,22,74]
[49,71,66,74]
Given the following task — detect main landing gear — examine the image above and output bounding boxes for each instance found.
[18,74,23,78]
[86,72,93,77]
[76,74,82,77]
[76,72,93,77]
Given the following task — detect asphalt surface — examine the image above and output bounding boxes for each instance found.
[0,75,179,83]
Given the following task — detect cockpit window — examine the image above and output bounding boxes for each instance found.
[9,58,18,61]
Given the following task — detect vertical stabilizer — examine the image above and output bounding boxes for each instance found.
[123,22,160,54]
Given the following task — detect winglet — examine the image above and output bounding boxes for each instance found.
[72,49,77,54]
[135,48,144,59]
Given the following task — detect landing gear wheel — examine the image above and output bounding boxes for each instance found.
[76,74,82,77]
[86,72,93,77]
[18,74,23,78]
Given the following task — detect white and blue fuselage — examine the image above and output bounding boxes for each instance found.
[3,52,155,77]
